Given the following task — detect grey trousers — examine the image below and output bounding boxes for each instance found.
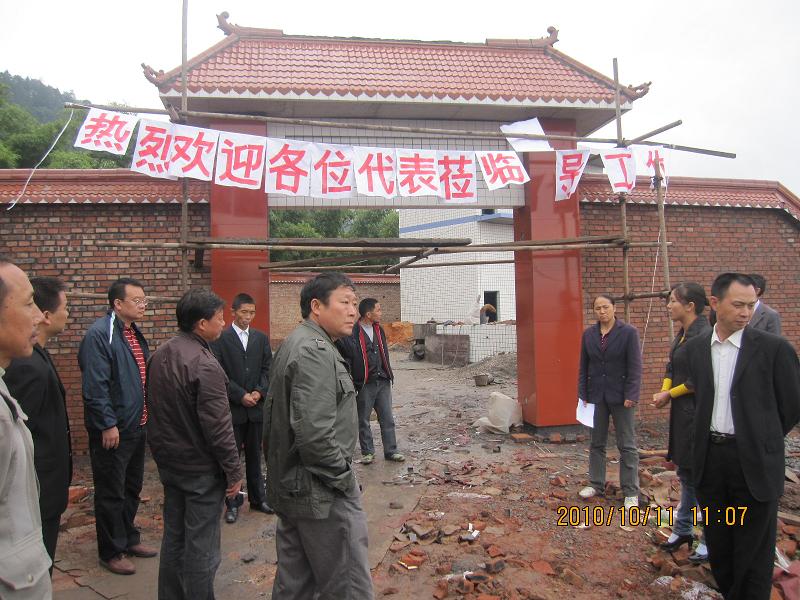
[357,379,398,457]
[589,400,640,498]
[157,468,225,600]
[272,494,373,600]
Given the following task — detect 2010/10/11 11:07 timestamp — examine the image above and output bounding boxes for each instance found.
[555,505,748,527]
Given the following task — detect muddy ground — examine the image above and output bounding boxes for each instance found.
[53,351,800,599]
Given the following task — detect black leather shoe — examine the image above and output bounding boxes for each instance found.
[688,550,709,563]
[251,502,275,515]
[224,506,238,523]
[659,534,693,552]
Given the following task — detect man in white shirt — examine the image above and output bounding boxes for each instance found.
[684,273,800,600]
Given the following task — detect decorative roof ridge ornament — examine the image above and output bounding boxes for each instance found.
[216,11,283,38]
[141,64,165,84]
[485,26,559,49]
[627,81,651,99]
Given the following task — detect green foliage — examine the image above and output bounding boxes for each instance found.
[269,208,400,265]
[0,71,78,123]
[0,102,39,138]
[0,141,18,168]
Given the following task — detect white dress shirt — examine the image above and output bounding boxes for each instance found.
[709,325,743,434]
[360,321,374,342]
[232,323,249,351]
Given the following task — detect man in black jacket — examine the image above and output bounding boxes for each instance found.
[684,273,800,600]
[211,292,273,523]
[336,298,403,464]
[5,277,72,571]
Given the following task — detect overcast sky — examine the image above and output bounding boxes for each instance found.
[2,0,798,194]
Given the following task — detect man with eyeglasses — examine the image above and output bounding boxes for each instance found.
[78,277,158,575]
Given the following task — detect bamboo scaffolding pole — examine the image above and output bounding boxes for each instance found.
[612,290,670,302]
[384,248,438,274]
[179,0,189,291]
[69,292,181,302]
[63,102,736,159]
[186,237,471,248]
[613,58,632,323]
[654,158,674,341]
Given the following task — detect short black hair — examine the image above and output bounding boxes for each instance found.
[358,298,378,318]
[176,289,225,333]
[0,254,15,307]
[300,273,355,319]
[593,293,615,306]
[711,273,755,300]
[108,277,145,307]
[748,274,766,297]
[671,282,707,315]
[232,293,255,310]
[30,277,67,313]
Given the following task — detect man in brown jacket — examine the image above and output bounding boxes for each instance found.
[147,289,243,599]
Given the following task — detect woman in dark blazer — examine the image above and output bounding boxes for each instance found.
[577,294,642,509]
[652,282,710,562]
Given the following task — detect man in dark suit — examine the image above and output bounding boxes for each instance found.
[211,292,273,523]
[748,274,781,335]
[684,273,800,600]
[5,276,73,570]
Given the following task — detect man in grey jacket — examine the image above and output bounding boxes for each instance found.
[0,256,51,598]
[263,272,373,599]
[147,289,243,600]
[748,274,781,335]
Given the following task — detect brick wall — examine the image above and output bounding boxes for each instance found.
[269,276,401,345]
[580,202,800,422]
[2,199,797,453]
[0,202,212,454]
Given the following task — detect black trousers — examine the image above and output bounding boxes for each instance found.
[42,515,61,574]
[696,440,778,600]
[225,420,266,509]
[88,429,145,561]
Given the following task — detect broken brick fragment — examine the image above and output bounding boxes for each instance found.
[432,580,449,599]
[454,579,474,594]
[548,433,562,444]
[511,433,534,443]
[550,475,567,487]
[487,544,505,558]
[382,587,399,595]
[530,560,555,575]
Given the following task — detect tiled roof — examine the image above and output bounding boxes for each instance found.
[144,21,646,106]
[578,174,800,224]
[0,170,210,205]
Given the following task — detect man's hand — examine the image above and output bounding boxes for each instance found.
[250,390,261,402]
[102,426,120,449]
[241,392,257,408]
[226,479,243,499]
[652,391,671,409]
[623,399,636,408]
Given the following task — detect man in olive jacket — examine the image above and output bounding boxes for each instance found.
[263,273,373,600]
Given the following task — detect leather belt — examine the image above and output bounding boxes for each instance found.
[709,431,736,444]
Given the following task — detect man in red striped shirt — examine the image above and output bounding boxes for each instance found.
[78,277,158,575]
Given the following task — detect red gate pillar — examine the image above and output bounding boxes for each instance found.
[513,120,583,427]
[208,120,270,334]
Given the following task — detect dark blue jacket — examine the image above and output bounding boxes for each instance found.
[578,319,642,405]
[78,310,149,436]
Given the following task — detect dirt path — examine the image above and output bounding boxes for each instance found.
[52,351,798,599]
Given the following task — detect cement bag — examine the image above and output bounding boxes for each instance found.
[472,391,523,433]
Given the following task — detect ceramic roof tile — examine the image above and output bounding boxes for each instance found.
[148,31,645,105]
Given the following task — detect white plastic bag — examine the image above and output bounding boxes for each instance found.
[472,391,523,433]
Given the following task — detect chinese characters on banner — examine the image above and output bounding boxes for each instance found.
[74,110,673,203]
[74,108,139,155]
[438,152,477,203]
[354,147,396,198]
[555,149,590,201]
[476,151,530,190]
[130,120,175,179]
[266,139,311,196]
[599,148,637,193]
